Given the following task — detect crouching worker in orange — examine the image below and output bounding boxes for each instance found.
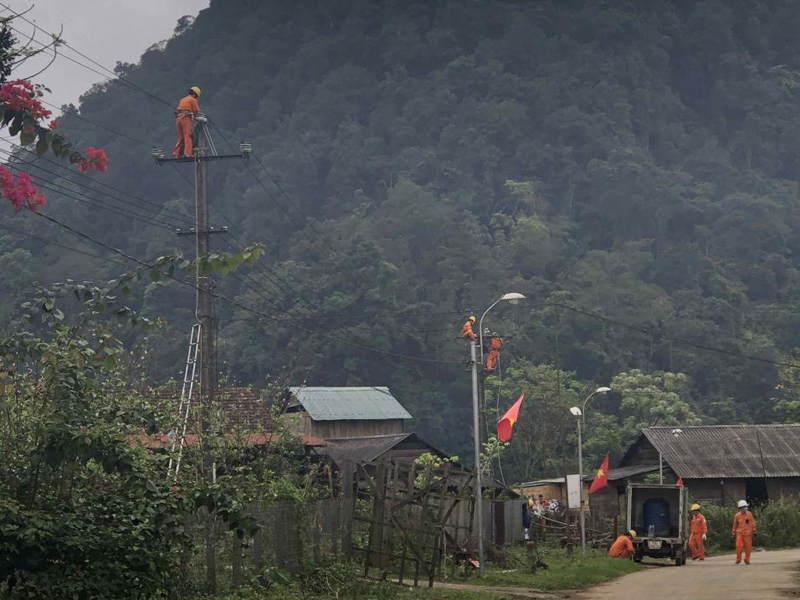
[485,332,503,371]
[461,315,477,341]
[608,530,636,559]
[173,86,201,158]
[688,503,707,561]
[732,500,756,564]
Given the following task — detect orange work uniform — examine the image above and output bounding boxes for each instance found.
[732,510,756,564]
[608,535,634,559]
[485,336,503,370]
[688,512,708,560]
[461,320,476,341]
[173,94,199,157]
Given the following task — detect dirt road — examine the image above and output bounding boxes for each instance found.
[576,549,800,600]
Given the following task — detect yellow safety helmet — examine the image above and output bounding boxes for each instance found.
[691,503,701,511]
[628,529,636,538]
[189,86,201,97]
[469,315,476,322]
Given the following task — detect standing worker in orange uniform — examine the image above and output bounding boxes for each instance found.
[608,530,636,559]
[485,332,503,371]
[461,315,477,341]
[173,86,201,158]
[732,499,756,564]
[688,503,708,561]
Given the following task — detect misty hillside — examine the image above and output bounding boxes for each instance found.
[5,0,800,467]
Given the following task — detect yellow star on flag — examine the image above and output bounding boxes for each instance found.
[596,467,605,478]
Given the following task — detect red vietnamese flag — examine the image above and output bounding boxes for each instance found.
[676,477,683,486]
[496,393,525,442]
[588,454,610,495]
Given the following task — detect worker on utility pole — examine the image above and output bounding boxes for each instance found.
[461,315,477,340]
[173,86,201,158]
[485,331,503,371]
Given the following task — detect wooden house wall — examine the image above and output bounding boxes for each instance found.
[304,416,404,439]
[766,478,800,500]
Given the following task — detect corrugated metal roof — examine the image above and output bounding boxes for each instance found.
[288,386,412,421]
[642,425,800,479]
[519,464,660,487]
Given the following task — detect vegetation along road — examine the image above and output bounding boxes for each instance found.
[576,549,800,600]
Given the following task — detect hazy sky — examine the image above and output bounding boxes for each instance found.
[3,0,210,109]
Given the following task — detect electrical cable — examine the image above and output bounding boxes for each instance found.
[0,221,127,266]
[0,149,189,230]
[548,301,800,370]
[1,138,197,226]
[34,211,464,365]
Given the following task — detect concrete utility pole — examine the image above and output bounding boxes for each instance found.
[470,337,484,575]
[195,122,214,442]
[154,117,251,592]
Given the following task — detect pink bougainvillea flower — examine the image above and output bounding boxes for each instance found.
[0,79,51,121]
[0,166,46,211]
[47,119,59,130]
[77,146,108,173]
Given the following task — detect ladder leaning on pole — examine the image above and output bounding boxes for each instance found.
[167,322,201,477]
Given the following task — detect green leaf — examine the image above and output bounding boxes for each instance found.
[149,270,160,282]
[20,129,35,146]
[36,133,49,156]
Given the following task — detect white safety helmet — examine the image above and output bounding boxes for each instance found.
[737,499,748,509]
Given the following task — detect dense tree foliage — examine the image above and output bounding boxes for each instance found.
[5,0,800,477]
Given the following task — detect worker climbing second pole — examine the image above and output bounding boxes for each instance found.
[173,86,201,158]
[461,315,477,341]
[485,331,503,371]
[688,503,707,561]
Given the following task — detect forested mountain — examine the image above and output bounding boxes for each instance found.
[5,0,800,475]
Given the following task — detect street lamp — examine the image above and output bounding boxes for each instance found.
[569,406,587,556]
[471,291,525,575]
[581,386,612,434]
[478,292,526,373]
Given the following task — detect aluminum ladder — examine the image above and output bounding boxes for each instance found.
[167,322,201,477]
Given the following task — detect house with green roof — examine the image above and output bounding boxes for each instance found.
[285,386,413,439]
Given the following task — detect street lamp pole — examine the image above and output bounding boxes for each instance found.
[569,406,586,556]
[470,292,524,575]
[577,412,586,556]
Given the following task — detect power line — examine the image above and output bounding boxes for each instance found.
[0,140,196,227]
[35,211,463,365]
[0,159,179,231]
[0,221,127,266]
[549,301,800,370]
[0,149,188,230]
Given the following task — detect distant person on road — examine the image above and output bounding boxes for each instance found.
[609,530,636,559]
[732,500,756,564]
[688,503,707,561]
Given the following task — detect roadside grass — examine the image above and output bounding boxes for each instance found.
[209,581,517,599]
[474,543,640,590]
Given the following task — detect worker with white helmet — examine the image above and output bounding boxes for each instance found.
[731,499,756,564]
[608,530,636,559]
